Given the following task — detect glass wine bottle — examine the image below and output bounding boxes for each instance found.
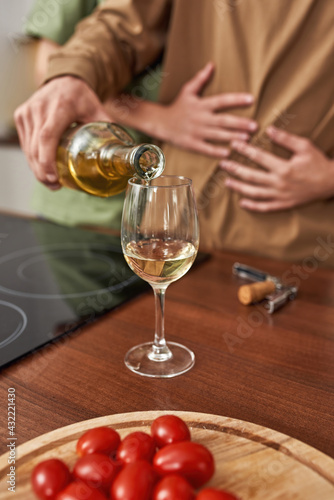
[56,122,165,197]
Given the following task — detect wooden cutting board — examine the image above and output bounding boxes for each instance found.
[0,411,333,499]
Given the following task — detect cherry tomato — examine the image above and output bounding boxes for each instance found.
[116,431,156,464]
[153,442,214,488]
[111,460,156,500]
[196,489,240,500]
[76,427,120,457]
[56,480,108,500]
[153,474,195,500]
[151,415,191,448]
[31,459,71,500]
[73,453,120,493]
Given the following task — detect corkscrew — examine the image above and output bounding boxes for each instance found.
[232,262,298,313]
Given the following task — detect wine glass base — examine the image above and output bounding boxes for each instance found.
[124,341,195,378]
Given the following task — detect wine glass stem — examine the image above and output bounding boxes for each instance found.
[148,285,173,362]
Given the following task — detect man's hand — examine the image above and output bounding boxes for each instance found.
[107,62,258,159]
[14,76,111,189]
[160,62,257,157]
[220,126,334,211]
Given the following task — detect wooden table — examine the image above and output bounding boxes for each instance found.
[1,250,333,460]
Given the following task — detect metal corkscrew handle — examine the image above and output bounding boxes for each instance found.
[233,262,280,285]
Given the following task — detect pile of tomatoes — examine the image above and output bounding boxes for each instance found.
[31,415,240,500]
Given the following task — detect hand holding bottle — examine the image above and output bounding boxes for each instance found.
[14,76,112,189]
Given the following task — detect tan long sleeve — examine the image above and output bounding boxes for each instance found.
[44,0,171,100]
[43,0,334,266]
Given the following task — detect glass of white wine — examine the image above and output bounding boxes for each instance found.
[121,176,199,378]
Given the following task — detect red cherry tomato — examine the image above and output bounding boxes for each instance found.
[151,415,191,448]
[76,427,120,457]
[196,489,240,500]
[56,480,108,500]
[116,431,156,464]
[111,460,156,500]
[153,474,195,500]
[73,453,120,493]
[31,459,71,500]
[153,442,214,488]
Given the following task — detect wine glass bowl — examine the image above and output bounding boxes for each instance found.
[121,176,199,377]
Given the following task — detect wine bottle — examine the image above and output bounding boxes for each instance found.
[56,122,165,197]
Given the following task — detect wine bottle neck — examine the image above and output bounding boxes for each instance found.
[100,143,165,181]
[131,144,165,181]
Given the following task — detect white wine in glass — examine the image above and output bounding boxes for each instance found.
[121,176,199,378]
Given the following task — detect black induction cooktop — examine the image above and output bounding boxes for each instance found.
[0,213,150,369]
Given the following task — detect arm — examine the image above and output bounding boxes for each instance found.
[45,0,172,100]
[26,0,99,87]
[106,63,257,157]
[34,39,60,87]
[14,0,171,188]
[32,51,257,162]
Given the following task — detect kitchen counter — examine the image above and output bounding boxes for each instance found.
[0,247,333,458]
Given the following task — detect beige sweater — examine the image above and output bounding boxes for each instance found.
[45,0,334,266]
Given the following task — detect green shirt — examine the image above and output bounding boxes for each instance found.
[24,0,104,46]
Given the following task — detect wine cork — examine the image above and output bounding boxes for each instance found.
[238,280,276,305]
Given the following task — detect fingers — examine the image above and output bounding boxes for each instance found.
[231,140,282,170]
[266,125,311,153]
[15,105,35,155]
[200,128,250,142]
[193,141,230,158]
[211,113,257,132]
[14,76,108,190]
[222,161,293,211]
[225,177,276,200]
[28,100,67,185]
[25,103,59,188]
[37,121,63,185]
[204,92,254,111]
[14,109,25,152]
[220,159,272,185]
[182,62,215,96]
[180,137,230,158]
[14,104,59,188]
[239,198,294,212]
[87,106,112,124]
[15,95,63,186]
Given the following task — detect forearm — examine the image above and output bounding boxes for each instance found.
[105,63,258,156]
[34,39,60,88]
[44,0,171,101]
[105,97,170,141]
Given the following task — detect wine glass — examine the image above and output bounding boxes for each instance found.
[121,175,199,378]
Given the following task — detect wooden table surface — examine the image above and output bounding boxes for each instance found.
[1,250,334,458]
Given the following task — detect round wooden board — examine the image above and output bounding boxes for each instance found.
[0,411,333,499]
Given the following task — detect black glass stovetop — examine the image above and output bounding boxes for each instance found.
[0,213,150,369]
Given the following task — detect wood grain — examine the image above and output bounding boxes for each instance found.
[0,411,334,499]
[0,249,333,497]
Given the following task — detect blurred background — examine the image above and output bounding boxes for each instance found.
[0,0,37,215]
